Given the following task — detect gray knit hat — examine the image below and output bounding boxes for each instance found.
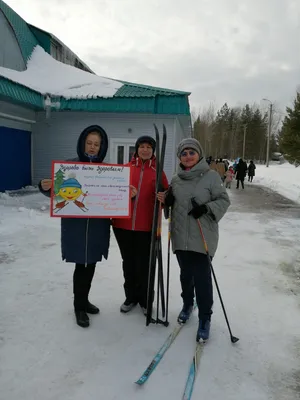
[177,138,203,158]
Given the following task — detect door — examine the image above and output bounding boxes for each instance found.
[0,126,31,191]
[111,139,136,164]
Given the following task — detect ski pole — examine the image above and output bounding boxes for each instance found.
[165,209,171,324]
[157,204,166,319]
[195,218,239,344]
[156,241,160,323]
[146,127,160,326]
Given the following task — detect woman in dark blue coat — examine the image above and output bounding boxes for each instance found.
[39,125,110,328]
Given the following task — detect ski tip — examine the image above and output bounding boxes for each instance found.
[135,380,144,386]
[153,123,159,134]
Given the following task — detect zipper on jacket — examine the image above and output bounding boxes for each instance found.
[85,157,93,267]
[85,219,89,267]
[131,163,145,230]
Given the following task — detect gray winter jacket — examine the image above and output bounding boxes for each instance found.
[170,158,230,257]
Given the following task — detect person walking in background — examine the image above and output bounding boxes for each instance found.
[244,160,248,175]
[232,158,239,173]
[206,156,212,165]
[210,159,218,172]
[216,158,226,182]
[158,138,230,342]
[39,126,111,328]
[113,136,168,316]
[225,166,235,188]
[248,160,256,182]
[223,158,229,171]
[235,158,247,189]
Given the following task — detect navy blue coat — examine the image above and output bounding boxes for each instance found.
[39,125,111,264]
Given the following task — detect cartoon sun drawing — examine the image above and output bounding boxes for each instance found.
[53,174,88,213]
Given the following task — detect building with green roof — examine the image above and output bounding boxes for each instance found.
[0,0,191,191]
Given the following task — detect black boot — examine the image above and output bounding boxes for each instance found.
[86,301,100,314]
[85,265,98,314]
[75,310,90,328]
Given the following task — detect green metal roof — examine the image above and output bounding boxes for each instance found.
[0,0,40,62]
[114,81,190,97]
[0,76,43,109]
[28,24,51,53]
[54,94,190,115]
[0,73,190,115]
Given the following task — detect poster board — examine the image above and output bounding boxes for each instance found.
[50,161,131,218]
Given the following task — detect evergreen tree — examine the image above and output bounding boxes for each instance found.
[250,109,267,160]
[214,103,230,158]
[191,99,281,162]
[227,108,242,159]
[238,104,252,159]
[54,169,65,194]
[280,92,300,164]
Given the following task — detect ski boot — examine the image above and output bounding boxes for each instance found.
[177,304,193,324]
[196,319,211,342]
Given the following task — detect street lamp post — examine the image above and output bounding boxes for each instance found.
[262,98,273,167]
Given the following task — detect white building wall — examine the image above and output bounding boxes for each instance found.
[32,112,187,184]
[0,100,36,123]
[172,115,192,174]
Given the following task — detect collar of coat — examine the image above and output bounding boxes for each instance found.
[131,156,156,168]
[178,157,210,180]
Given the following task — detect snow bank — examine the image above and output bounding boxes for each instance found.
[0,190,50,212]
[255,162,300,203]
[6,185,38,194]
[0,46,122,99]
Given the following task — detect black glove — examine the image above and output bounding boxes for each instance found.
[188,198,208,219]
[165,186,175,207]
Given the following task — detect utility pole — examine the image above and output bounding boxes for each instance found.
[266,102,273,167]
[242,124,247,159]
[262,98,273,167]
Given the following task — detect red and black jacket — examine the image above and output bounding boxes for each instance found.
[112,156,169,232]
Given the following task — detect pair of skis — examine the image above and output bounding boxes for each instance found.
[146,124,169,327]
[136,311,205,399]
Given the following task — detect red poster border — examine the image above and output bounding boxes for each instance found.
[50,161,132,219]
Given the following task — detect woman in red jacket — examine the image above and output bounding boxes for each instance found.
[113,136,168,315]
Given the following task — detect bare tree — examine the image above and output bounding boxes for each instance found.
[193,102,216,156]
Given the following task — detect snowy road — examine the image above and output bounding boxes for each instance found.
[0,183,300,400]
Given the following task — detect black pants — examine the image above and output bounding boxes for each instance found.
[113,228,151,308]
[73,263,96,311]
[248,175,253,182]
[176,250,213,321]
[236,178,244,189]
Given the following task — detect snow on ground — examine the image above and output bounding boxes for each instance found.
[0,176,300,400]
[0,46,122,98]
[251,162,300,204]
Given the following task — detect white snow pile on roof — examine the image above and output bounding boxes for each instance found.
[0,46,122,99]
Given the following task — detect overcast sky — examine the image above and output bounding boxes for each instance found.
[5,0,300,113]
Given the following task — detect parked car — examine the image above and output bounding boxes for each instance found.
[271,152,282,161]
